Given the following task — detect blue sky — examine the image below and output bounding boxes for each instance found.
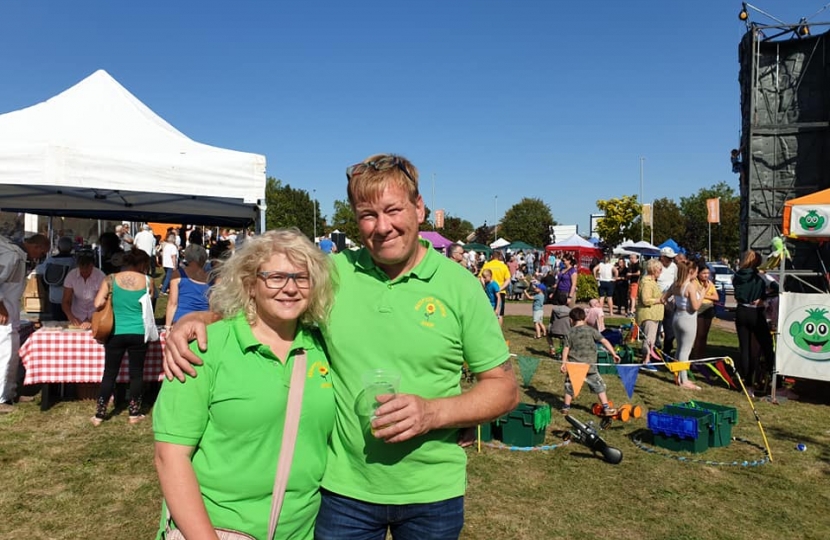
[1,1,827,237]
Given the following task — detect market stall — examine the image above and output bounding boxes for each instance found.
[545,234,603,275]
[0,70,266,228]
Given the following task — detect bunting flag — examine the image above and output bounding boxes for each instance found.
[517,356,541,387]
[714,360,737,389]
[566,363,591,398]
[692,362,714,385]
[617,365,640,399]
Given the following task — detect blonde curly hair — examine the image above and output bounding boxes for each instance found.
[209,228,337,327]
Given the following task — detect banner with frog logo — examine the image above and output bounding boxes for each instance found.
[777,292,830,381]
[789,205,830,237]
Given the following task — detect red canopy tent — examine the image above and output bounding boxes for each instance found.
[545,234,602,275]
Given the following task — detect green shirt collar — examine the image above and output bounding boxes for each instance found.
[354,238,439,282]
[230,311,319,356]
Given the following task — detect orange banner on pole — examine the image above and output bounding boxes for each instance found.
[642,203,653,226]
[434,209,445,229]
[706,198,720,224]
[565,363,590,399]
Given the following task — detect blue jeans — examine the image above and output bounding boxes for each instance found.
[314,489,464,540]
[160,267,174,293]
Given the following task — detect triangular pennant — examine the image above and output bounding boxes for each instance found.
[517,356,541,387]
[617,365,640,399]
[715,360,737,389]
[692,362,714,385]
[566,363,590,399]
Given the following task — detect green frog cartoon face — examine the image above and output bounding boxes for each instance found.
[799,210,826,232]
[789,308,830,354]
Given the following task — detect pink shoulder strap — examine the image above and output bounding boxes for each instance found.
[267,350,307,539]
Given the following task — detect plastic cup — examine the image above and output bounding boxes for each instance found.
[359,368,401,418]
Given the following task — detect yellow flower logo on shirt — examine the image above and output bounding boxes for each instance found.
[308,361,332,388]
[414,297,447,328]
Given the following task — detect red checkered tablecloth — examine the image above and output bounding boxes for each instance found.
[20,328,166,385]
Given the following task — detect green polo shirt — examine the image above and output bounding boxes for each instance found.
[322,240,509,504]
[153,313,334,540]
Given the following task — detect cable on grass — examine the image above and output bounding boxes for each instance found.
[483,440,571,452]
[631,433,769,467]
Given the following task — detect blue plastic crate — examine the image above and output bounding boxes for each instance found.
[648,408,713,453]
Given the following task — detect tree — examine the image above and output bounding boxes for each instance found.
[499,198,555,248]
[330,199,361,246]
[595,195,640,248]
[650,197,686,246]
[264,177,323,240]
[472,223,492,245]
[440,215,475,243]
[679,182,740,260]
[418,206,433,232]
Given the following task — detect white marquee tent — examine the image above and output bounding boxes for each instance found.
[0,70,267,227]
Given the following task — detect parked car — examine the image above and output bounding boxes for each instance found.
[709,263,734,293]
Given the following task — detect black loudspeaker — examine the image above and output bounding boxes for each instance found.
[331,232,347,252]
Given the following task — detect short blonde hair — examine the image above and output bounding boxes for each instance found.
[209,228,337,327]
[347,153,419,208]
[646,258,662,276]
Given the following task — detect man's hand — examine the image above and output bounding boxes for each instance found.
[162,315,209,381]
[370,393,438,444]
[0,302,8,326]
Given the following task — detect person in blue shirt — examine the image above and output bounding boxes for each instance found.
[482,268,501,317]
[318,234,337,255]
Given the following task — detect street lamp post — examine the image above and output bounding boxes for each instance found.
[640,157,645,241]
[312,189,317,243]
[494,196,498,241]
[432,173,436,228]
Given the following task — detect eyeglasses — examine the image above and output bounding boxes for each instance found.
[257,271,311,290]
[346,155,416,184]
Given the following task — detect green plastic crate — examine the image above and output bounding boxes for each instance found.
[495,403,551,447]
[596,349,617,375]
[650,407,713,453]
[674,401,738,448]
[617,344,637,364]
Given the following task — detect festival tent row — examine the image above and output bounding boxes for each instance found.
[462,242,491,256]
[0,70,266,228]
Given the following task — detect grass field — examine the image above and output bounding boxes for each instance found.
[1,314,829,539]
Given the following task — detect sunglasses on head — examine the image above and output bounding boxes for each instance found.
[346,155,416,184]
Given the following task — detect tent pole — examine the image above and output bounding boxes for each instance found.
[771,238,788,402]
[258,198,267,234]
[97,220,102,268]
[47,217,53,254]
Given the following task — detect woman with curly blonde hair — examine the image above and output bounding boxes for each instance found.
[153,228,338,540]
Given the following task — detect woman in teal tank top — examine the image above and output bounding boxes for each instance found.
[91,248,155,425]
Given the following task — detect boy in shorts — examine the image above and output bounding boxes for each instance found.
[559,307,620,415]
[524,282,547,339]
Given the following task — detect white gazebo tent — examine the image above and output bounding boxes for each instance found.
[0,70,266,228]
[490,237,510,249]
